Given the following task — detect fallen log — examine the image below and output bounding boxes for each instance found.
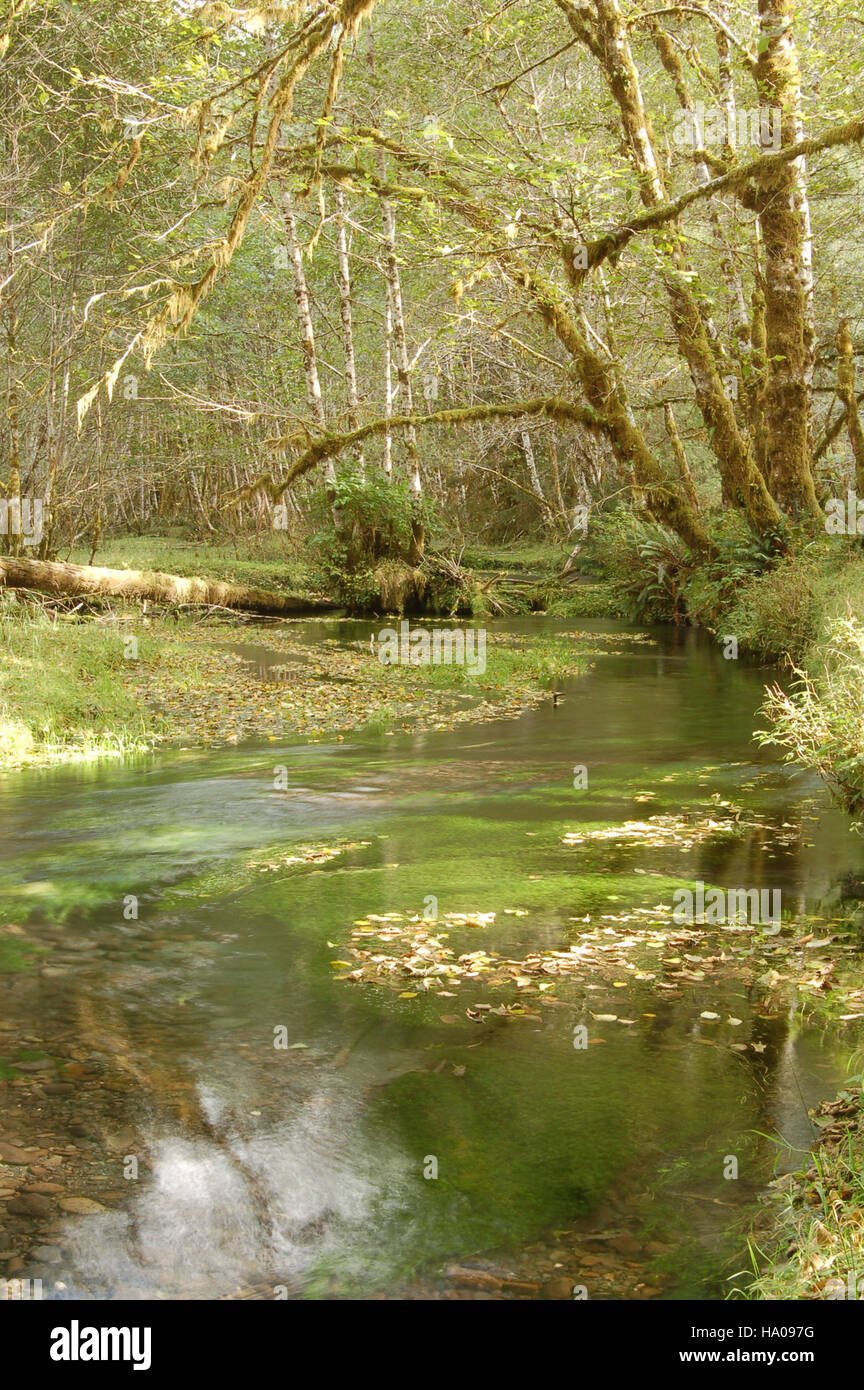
[0,554,339,617]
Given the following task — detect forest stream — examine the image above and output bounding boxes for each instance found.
[2,617,863,1301]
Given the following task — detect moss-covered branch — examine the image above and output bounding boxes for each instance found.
[229,398,605,503]
[320,114,864,285]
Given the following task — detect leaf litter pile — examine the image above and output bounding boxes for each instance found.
[332,901,864,1040]
[127,622,587,746]
[562,799,809,852]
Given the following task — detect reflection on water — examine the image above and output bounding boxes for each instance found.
[2,619,864,1300]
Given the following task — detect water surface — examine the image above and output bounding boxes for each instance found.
[1,619,862,1299]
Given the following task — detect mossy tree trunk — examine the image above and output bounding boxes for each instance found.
[376,147,425,563]
[559,0,783,541]
[0,554,336,615]
[754,0,820,519]
[835,318,864,494]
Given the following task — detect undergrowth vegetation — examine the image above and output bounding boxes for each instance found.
[758,616,864,813]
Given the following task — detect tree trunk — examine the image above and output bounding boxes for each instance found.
[663,403,700,514]
[520,428,555,530]
[0,554,337,616]
[835,318,864,493]
[334,185,365,474]
[561,0,782,539]
[376,147,424,561]
[282,191,343,536]
[754,0,820,518]
[4,237,22,559]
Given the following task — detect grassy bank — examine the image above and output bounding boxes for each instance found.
[0,590,589,768]
[747,1084,864,1300]
[68,533,319,597]
[684,538,864,1300]
[0,594,215,766]
[701,539,864,665]
[690,541,864,816]
[69,533,623,621]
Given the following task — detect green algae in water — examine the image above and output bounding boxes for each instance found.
[1,618,863,1299]
[0,937,48,972]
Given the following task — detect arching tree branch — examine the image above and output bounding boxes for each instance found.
[228,397,606,502]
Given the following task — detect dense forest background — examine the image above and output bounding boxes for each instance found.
[2,0,864,614]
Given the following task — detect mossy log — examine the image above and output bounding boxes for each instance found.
[0,554,338,616]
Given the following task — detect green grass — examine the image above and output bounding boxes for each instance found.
[716,539,864,664]
[390,629,586,696]
[460,541,564,573]
[544,584,626,619]
[68,533,321,596]
[0,597,214,767]
[744,1085,864,1301]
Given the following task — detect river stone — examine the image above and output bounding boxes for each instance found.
[540,1277,576,1300]
[58,1197,106,1215]
[32,1245,62,1264]
[7,1193,53,1217]
[609,1234,642,1256]
[0,1142,41,1165]
[104,1127,137,1154]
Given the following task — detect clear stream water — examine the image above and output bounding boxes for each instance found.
[2,618,863,1300]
